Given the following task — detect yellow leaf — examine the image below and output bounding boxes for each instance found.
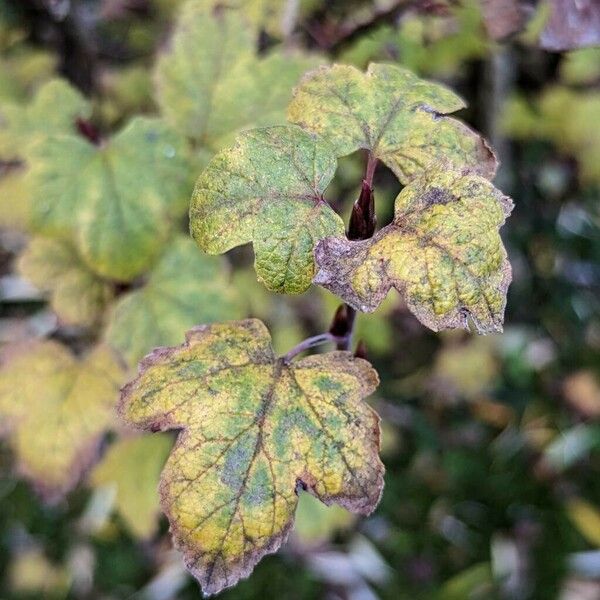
[314,167,513,333]
[119,318,383,594]
[567,499,600,548]
[288,63,496,184]
[0,341,125,500]
[17,237,113,327]
[91,434,173,538]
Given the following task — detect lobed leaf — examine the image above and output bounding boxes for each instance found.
[90,434,173,538]
[0,341,124,500]
[29,117,189,281]
[155,0,320,149]
[288,63,497,184]
[18,237,113,327]
[314,168,513,333]
[190,126,345,294]
[119,318,383,595]
[0,78,89,159]
[105,236,242,366]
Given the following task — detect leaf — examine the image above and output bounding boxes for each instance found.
[90,434,172,538]
[190,125,345,294]
[0,341,124,500]
[566,498,600,548]
[0,166,33,231]
[314,167,513,333]
[288,63,497,184]
[154,1,321,150]
[105,236,242,366]
[0,78,89,159]
[293,492,354,545]
[118,318,383,595]
[29,117,189,281]
[17,237,113,327]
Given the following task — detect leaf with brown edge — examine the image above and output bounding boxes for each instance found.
[0,341,125,501]
[118,318,383,595]
[314,167,513,333]
[287,63,497,184]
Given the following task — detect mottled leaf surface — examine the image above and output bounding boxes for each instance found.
[18,237,113,327]
[190,126,345,294]
[288,63,496,183]
[0,341,124,500]
[91,434,172,538]
[119,319,383,594]
[29,117,189,281]
[155,1,320,149]
[105,237,242,366]
[314,168,513,332]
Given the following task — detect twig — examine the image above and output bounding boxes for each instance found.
[283,332,346,362]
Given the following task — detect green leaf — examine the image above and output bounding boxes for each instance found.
[17,237,113,327]
[190,125,345,294]
[118,318,383,595]
[154,1,321,149]
[29,117,190,281]
[314,167,513,333]
[288,63,497,184]
[105,236,242,366]
[0,341,124,500]
[90,434,172,538]
[0,78,89,159]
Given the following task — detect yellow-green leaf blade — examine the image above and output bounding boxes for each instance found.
[155,1,322,148]
[17,237,113,327]
[29,117,190,281]
[190,126,344,294]
[104,236,243,366]
[154,2,254,143]
[118,319,383,595]
[0,341,125,500]
[90,434,173,538]
[314,168,513,333]
[288,63,497,183]
[0,78,89,159]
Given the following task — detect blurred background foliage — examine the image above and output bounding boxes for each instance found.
[0,0,599,599]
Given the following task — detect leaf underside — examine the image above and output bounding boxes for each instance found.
[119,318,383,595]
[190,126,345,294]
[314,167,513,333]
[288,63,497,184]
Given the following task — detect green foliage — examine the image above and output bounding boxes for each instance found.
[190,126,344,294]
[155,1,321,153]
[29,117,189,280]
[105,236,242,366]
[0,78,89,159]
[2,2,597,600]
